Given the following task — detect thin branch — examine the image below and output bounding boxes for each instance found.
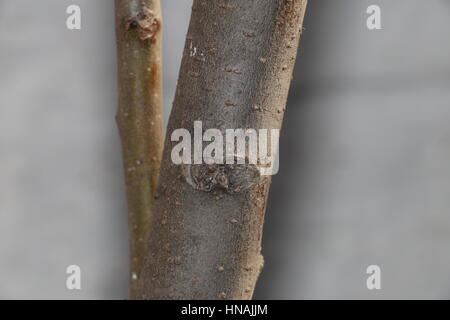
[115,0,163,299]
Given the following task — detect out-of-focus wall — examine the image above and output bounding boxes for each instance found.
[256,0,450,299]
[0,0,127,299]
[1,0,450,299]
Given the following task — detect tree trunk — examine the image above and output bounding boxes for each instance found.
[115,0,164,298]
[138,0,307,299]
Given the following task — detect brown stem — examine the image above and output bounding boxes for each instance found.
[115,0,163,299]
[138,0,307,299]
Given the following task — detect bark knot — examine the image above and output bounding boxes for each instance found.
[182,159,261,194]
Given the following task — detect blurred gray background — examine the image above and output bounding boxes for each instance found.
[1,0,450,299]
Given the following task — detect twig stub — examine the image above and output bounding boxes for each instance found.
[126,6,160,41]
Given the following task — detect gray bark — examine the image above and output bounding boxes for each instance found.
[139,0,307,299]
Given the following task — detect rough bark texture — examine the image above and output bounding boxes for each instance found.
[115,0,164,298]
[139,0,307,299]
